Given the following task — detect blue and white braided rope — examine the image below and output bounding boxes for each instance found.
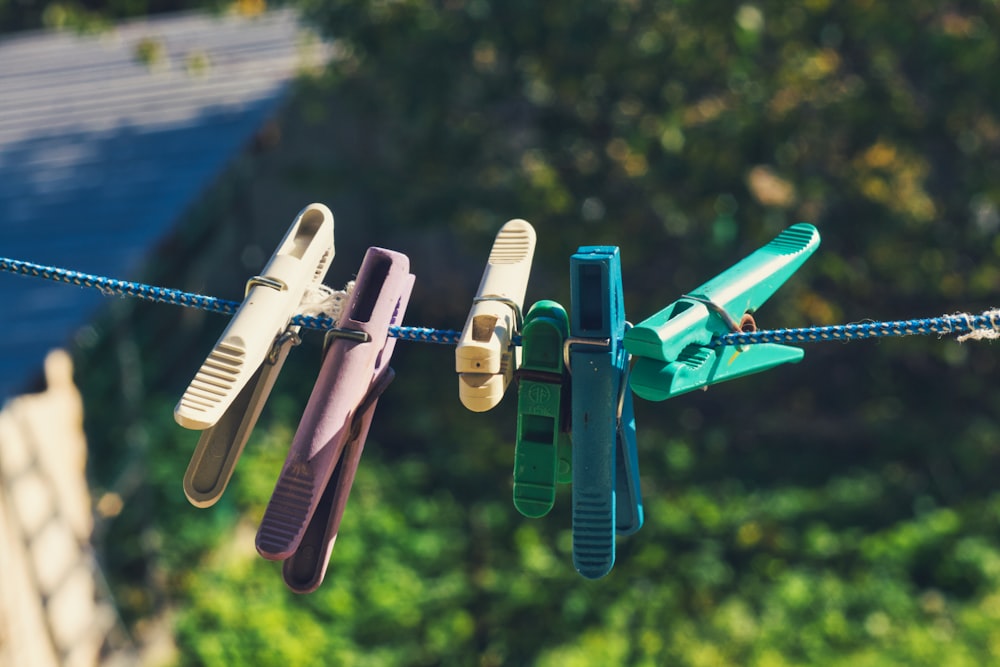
[2,256,997,348]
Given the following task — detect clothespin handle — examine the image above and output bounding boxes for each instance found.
[175,204,335,430]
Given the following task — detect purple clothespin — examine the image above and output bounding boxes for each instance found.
[255,247,414,593]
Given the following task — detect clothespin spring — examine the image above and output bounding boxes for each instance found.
[561,329,634,422]
[562,337,611,375]
[321,328,372,357]
[246,275,289,295]
[680,294,758,335]
[324,328,372,345]
[680,294,757,351]
[268,329,301,364]
[472,294,525,332]
[617,353,633,422]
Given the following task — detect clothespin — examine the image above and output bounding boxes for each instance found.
[625,223,820,401]
[513,300,572,518]
[456,219,536,412]
[255,247,414,593]
[176,203,335,507]
[568,246,644,580]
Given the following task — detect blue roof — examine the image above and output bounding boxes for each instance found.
[0,9,327,399]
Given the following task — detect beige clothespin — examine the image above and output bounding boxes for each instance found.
[456,219,536,412]
[175,203,335,506]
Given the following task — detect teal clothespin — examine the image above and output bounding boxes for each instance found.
[625,223,820,401]
[513,300,571,518]
[569,246,644,579]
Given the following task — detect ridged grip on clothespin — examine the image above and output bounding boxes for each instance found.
[174,204,335,430]
[457,219,536,412]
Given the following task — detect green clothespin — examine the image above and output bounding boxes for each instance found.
[513,300,571,518]
[625,223,820,401]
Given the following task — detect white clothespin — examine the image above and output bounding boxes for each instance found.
[456,219,536,412]
[175,203,335,506]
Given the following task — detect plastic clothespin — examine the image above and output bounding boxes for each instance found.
[568,246,644,580]
[456,219,536,412]
[513,300,572,519]
[625,223,820,401]
[255,246,414,594]
[177,203,335,507]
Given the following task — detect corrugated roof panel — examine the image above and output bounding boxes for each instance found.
[0,8,329,399]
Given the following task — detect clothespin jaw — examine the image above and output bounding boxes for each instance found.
[614,385,643,536]
[456,219,537,412]
[568,246,643,579]
[256,247,413,577]
[625,223,820,401]
[174,203,335,430]
[513,300,570,519]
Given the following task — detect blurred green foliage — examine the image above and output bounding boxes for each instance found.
[60,0,1000,664]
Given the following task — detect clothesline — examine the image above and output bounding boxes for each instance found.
[2,256,999,348]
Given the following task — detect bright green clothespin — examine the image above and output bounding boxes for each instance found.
[513,300,571,518]
[625,223,821,401]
